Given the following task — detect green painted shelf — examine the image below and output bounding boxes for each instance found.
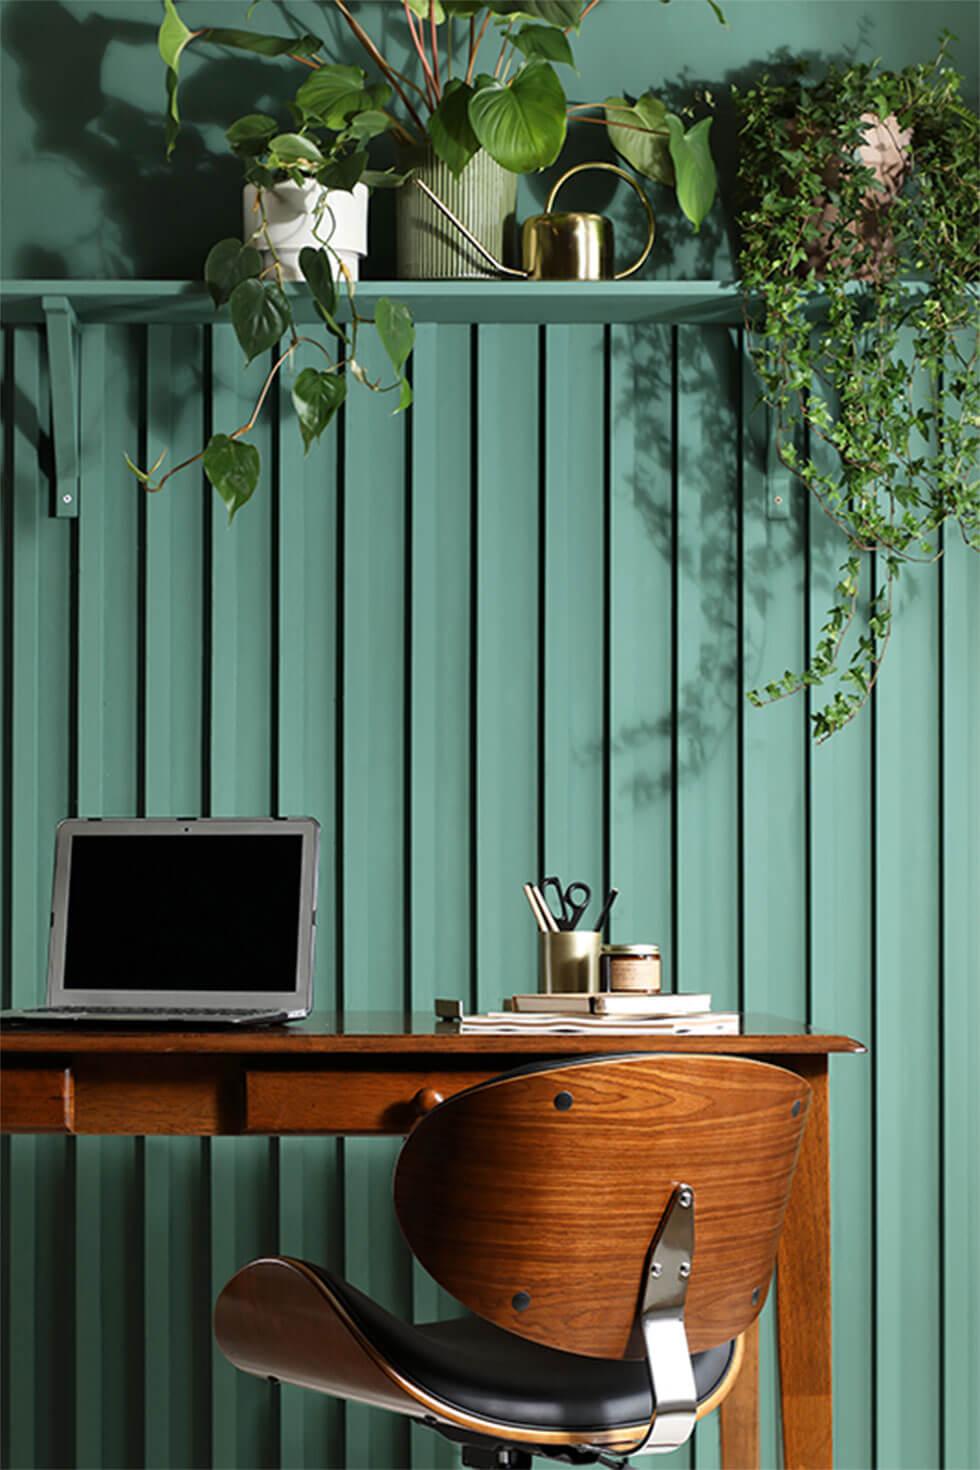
[2,278,753,325]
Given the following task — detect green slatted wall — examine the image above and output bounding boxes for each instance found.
[1,313,978,1470]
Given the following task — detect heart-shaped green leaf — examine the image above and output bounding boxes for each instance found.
[226,113,278,155]
[375,298,415,376]
[158,0,192,69]
[604,93,672,185]
[346,110,393,143]
[297,64,372,129]
[512,25,574,65]
[428,79,480,177]
[489,1,584,27]
[269,132,325,168]
[664,114,717,230]
[316,149,368,193]
[299,247,337,316]
[159,0,194,157]
[229,279,292,363]
[361,168,409,188]
[299,247,345,339]
[203,434,260,522]
[201,27,322,57]
[468,61,567,173]
[291,368,347,452]
[204,238,262,308]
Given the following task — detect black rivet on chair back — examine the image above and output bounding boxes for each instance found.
[554,1090,574,1110]
[512,1290,532,1311]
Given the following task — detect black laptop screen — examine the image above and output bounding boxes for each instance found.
[63,834,304,991]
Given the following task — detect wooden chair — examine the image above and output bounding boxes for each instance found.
[215,1053,809,1467]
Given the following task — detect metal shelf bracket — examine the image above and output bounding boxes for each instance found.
[42,295,79,518]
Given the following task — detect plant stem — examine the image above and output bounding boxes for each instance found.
[466,11,491,85]
[493,25,512,80]
[404,1,438,109]
[146,335,336,495]
[569,109,668,138]
[430,0,441,99]
[330,0,427,136]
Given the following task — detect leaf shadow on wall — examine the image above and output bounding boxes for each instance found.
[603,323,808,804]
[3,1,350,279]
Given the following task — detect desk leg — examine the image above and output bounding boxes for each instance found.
[719,1318,759,1469]
[778,1056,832,1469]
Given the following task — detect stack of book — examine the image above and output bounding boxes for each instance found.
[435,995,739,1035]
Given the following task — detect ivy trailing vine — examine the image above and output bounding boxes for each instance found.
[736,36,979,740]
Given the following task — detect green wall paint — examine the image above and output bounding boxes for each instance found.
[1,4,978,1470]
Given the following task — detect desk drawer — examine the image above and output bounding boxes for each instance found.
[244,1068,497,1135]
[1,1066,74,1132]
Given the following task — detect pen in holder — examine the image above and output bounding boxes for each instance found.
[539,930,602,994]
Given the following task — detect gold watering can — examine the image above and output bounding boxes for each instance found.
[414,161,656,281]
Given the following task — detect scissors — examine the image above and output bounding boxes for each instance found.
[540,876,592,932]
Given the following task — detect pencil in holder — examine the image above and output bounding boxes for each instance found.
[539,930,601,994]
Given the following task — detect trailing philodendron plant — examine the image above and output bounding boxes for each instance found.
[737,36,979,739]
[126,0,416,520]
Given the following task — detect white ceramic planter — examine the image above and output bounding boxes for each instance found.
[242,180,369,281]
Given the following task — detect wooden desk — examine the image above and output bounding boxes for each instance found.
[1,1011,863,1470]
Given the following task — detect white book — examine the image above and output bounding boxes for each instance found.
[508,991,712,1017]
[439,1011,740,1037]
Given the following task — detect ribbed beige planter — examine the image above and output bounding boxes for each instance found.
[396,148,517,279]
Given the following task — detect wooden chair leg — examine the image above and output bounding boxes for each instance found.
[719,1318,760,1470]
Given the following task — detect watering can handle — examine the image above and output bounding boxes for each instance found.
[545,162,656,280]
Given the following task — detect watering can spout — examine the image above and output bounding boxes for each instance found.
[413,177,526,278]
[412,164,655,282]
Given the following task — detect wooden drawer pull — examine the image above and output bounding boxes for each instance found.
[412,1088,445,1116]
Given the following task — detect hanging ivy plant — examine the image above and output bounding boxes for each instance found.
[736,36,979,740]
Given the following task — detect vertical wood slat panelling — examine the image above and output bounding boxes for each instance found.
[474,326,540,1013]
[542,324,605,897]
[341,325,411,1470]
[4,326,74,1470]
[143,323,209,1470]
[407,324,472,1470]
[275,336,345,1470]
[806,373,875,1470]
[608,323,674,972]
[874,330,943,1470]
[74,323,145,1470]
[738,338,808,1470]
[2,312,978,1470]
[208,326,278,1470]
[941,526,980,1470]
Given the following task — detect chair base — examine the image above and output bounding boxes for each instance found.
[461,1449,534,1470]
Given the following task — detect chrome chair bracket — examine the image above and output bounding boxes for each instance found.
[630,1182,698,1456]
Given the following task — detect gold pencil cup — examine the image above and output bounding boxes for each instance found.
[539,931,602,994]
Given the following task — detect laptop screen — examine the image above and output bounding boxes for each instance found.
[62,831,305,993]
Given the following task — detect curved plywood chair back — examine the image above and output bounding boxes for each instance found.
[394,1053,809,1359]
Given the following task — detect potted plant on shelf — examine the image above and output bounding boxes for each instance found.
[736,36,979,740]
[160,0,724,281]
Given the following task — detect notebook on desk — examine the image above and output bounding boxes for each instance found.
[1,817,319,1026]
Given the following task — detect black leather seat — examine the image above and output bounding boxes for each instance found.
[312,1266,736,1433]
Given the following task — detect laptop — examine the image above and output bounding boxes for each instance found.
[2,817,319,1026]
